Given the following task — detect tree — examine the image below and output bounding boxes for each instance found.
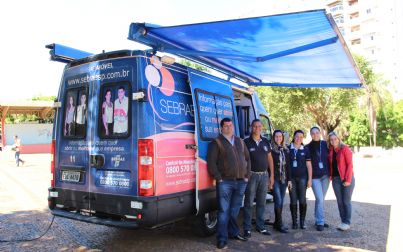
[179,59,210,72]
[354,54,389,146]
[376,99,403,148]
[345,108,370,148]
[256,86,361,138]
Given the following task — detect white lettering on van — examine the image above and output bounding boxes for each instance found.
[89,63,114,72]
[160,99,194,117]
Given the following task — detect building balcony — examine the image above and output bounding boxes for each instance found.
[348,29,362,42]
[329,4,344,15]
[326,0,342,6]
[347,3,359,14]
[348,16,361,27]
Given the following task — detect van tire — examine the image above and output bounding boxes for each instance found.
[192,211,218,237]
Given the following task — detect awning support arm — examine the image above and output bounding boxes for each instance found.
[257,37,338,62]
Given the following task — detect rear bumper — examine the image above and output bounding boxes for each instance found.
[48,187,216,228]
[51,208,139,229]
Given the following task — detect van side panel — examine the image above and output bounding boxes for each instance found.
[138,56,196,196]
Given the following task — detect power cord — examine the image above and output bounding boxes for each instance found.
[0,215,55,242]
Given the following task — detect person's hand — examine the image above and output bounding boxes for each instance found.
[269,177,274,190]
[343,181,351,187]
[244,178,248,183]
[307,179,312,189]
[288,181,292,191]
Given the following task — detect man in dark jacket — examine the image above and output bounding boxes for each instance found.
[207,117,251,249]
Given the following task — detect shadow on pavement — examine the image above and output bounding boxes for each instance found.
[0,199,390,252]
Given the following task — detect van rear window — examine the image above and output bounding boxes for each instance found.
[99,82,131,138]
[63,88,87,138]
[195,89,235,140]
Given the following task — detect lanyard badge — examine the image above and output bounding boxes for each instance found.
[293,149,298,168]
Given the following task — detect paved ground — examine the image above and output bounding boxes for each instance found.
[0,149,402,252]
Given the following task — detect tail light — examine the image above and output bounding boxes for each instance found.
[50,139,56,187]
[138,139,154,196]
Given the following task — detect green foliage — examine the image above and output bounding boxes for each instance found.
[376,100,403,148]
[179,59,210,72]
[256,86,360,137]
[345,109,369,147]
[5,114,39,124]
[32,95,56,101]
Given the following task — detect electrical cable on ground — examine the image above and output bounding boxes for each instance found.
[0,215,55,243]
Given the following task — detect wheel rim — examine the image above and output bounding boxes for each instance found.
[204,212,217,229]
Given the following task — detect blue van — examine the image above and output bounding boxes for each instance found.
[48,49,273,235]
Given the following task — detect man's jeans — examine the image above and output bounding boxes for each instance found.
[332,176,355,225]
[273,180,287,209]
[243,172,268,231]
[217,179,248,242]
[312,175,330,225]
[289,177,307,205]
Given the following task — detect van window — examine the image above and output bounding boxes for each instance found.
[237,106,251,139]
[99,82,131,138]
[259,115,272,142]
[63,88,87,138]
[195,89,235,140]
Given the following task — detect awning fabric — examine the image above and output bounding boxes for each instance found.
[128,9,364,88]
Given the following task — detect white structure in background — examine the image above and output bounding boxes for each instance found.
[326,0,403,100]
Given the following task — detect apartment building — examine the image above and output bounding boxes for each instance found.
[326,0,403,99]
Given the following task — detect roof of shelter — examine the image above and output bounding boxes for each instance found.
[0,101,54,119]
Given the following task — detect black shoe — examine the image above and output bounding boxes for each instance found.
[257,229,271,235]
[217,241,227,249]
[316,225,324,231]
[324,223,330,228]
[275,226,289,233]
[230,234,248,241]
[244,230,251,238]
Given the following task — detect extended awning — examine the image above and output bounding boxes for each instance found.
[128,9,364,88]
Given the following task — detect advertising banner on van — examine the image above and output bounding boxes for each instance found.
[142,56,197,195]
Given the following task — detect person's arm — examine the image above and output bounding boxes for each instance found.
[206,141,222,182]
[343,147,354,186]
[102,102,109,134]
[306,160,313,188]
[268,152,274,189]
[243,140,251,181]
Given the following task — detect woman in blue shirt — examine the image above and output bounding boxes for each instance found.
[288,130,312,229]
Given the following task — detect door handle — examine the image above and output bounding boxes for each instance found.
[90,154,105,168]
[185,144,197,150]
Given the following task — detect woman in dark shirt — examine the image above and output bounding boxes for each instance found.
[307,126,330,231]
[288,130,312,229]
[271,130,291,233]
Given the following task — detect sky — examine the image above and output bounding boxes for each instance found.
[0,0,325,101]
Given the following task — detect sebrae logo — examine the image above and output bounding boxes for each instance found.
[145,56,194,131]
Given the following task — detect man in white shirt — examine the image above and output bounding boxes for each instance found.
[113,86,128,134]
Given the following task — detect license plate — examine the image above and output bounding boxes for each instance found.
[61,170,81,182]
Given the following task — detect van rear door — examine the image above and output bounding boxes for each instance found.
[187,68,238,214]
[86,60,136,212]
[56,59,135,215]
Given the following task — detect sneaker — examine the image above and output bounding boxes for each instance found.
[324,223,330,228]
[256,228,271,235]
[217,241,227,249]
[316,225,324,231]
[230,234,248,241]
[337,223,350,231]
[244,230,251,238]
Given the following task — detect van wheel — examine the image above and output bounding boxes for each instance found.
[193,211,218,237]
